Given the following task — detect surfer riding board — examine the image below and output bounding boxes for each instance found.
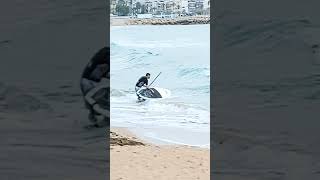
[135,72,170,102]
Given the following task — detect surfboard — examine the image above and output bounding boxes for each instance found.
[137,87,171,100]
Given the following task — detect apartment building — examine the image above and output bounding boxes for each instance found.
[111,0,209,15]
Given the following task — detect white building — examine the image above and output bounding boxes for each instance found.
[144,0,153,13]
[188,0,196,14]
[158,0,166,12]
[173,0,183,13]
[203,0,210,9]
[181,0,189,13]
[203,0,210,14]
[114,0,208,15]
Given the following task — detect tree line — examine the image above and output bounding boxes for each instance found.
[115,0,147,16]
[114,0,209,16]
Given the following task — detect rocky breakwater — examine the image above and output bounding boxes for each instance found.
[127,16,210,25]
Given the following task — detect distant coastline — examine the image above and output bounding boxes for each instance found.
[111,15,210,26]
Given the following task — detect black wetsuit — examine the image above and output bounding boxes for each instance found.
[80,47,109,125]
[136,76,148,88]
[135,76,148,99]
[80,47,109,94]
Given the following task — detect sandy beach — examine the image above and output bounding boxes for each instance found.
[110,128,210,180]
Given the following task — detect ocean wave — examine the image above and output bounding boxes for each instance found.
[117,99,209,124]
[112,40,203,49]
[177,66,210,79]
[110,25,210,147]
[110,89,132,97]
[111,45,159,64]
[172,86,210,94]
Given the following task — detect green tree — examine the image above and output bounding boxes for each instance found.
[116,0,129,16]
[141,4,146,14]
[136,2,142,13]
[128,0,133,14]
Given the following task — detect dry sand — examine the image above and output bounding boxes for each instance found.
[110,128,210,180]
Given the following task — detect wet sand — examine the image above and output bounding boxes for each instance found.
[110,128,210,180]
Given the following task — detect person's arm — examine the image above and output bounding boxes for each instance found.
[84,79,108,106]
[143,78,149,88]
[92,104,109,117]
[84,88,98,105]
[84,83,109,117]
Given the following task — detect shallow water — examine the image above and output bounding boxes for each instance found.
[110,25,210,147]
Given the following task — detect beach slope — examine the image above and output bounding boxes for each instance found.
[111,128,210,180]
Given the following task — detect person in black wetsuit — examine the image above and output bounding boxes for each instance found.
[80,47,109,126]
[80,47,109,94]
[84,79,109,127]
[135,73,150,100]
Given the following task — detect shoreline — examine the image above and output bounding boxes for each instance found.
[111,16,210,26]
[110,127,210,180]
[111,126,210,148]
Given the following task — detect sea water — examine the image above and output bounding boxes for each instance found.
[111,25,210,148]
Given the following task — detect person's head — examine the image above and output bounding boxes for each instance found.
[146,73,151,79]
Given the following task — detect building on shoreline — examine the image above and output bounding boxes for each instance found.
[203,0,210,14]
[111,0,210,16]
[111,0,117,15]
